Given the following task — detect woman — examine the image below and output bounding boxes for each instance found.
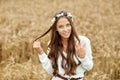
[33,11,93,80]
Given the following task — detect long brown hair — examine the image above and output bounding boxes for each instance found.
[34,11,81,75]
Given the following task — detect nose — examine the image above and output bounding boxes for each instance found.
[63,26,68,31]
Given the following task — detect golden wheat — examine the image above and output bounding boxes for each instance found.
[0,0,120,80]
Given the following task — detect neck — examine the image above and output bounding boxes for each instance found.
[62,38,68,45]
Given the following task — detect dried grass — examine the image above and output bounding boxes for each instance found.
[0,0,120,80]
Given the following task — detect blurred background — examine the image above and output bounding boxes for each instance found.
[0,0,120,80]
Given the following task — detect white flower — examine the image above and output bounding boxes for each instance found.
[51,12,73,25]
[67,12,72,17]
[51,17,56,24]
[67,12,73,21]
[56,13,64,18]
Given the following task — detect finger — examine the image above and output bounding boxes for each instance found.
[77,42,82,48]
[75,44,77,50]
[83,43,86,49]
[75,42,79,50]
[34,40,40,44]
[33,43,39,48]
[33,41,40,48]
[33,41,38,46]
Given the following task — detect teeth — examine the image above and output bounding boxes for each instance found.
[64,32,69,35]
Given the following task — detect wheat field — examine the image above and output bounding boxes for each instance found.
[0,0,120,80]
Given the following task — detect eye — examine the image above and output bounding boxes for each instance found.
[66,23,71,27]
[59,25,64,29]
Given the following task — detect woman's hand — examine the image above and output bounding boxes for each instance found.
[75,42,86,58]
[33,40,44,54]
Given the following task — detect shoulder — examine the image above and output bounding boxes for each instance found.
[78,35,90,44]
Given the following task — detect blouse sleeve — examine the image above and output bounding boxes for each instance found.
[38,52,54,75]
[78,36,93,71]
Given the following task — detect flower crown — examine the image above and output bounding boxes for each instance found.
[51,12,73,25]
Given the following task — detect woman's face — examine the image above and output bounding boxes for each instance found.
[56,17,71,40]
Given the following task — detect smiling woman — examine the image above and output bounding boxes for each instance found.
[33,11,93,80]
[56,17,71,40]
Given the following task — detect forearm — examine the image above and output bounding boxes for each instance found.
[37,48,44,54]
[33,40,44,54]
[78,35,93,71]
[79,56,93,71]
[38,53,54,75]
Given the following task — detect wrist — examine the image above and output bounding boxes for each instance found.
[39,49,44,54]
[79,55,85,58]
[78,53,85,58]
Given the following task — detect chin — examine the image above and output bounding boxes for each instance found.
[63,35,70,39]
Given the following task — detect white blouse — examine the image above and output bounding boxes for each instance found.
[38,35,93,80]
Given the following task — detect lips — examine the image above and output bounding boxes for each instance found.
[63,32,70,36]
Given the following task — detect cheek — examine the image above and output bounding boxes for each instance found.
[56,27,62,32]
[57,30,62,35]
[69,27,72,31]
